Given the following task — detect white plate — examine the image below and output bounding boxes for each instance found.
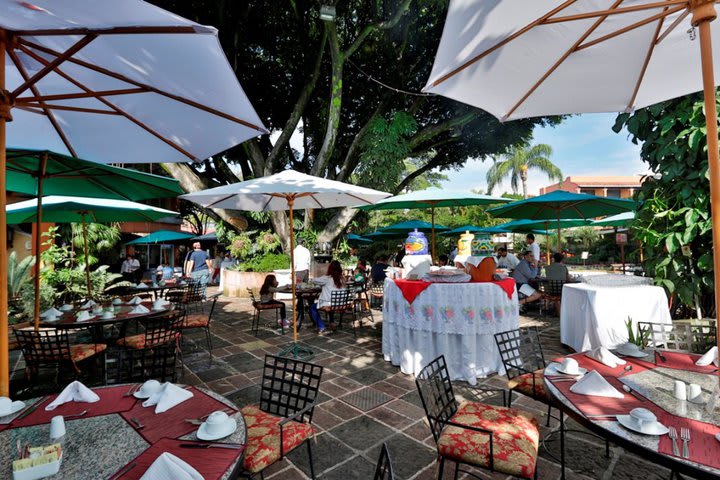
[133,390,156,399]
[197,418,237,441]
[555,366,587,376]
[0,400,26,417]
[615,350,649,358]
[616,415,669,436]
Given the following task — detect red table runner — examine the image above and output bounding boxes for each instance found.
[11,385,137,428]
[111,438,244,480]
[489,278,515,300]
[548,352,720,471]
[120,387,236,443]
[393,279,432,304]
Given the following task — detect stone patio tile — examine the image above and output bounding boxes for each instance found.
[223,352,265,373]
[318,455,376,480]
[367,405,416,429]
[383,373,417,391]
[346,367,393,385]
[384,399,426,420]
[371,380,411,398]
[330,376,364,392]
[320,381,349,399]
[328,415,396,451]
[319,400,363,421]
[339,387,393,412]
[239,340,272,351]
[311,407,345,432]
[402,420,432,443]
[286,432,355,478]
[384,433,436,480]
[195,366,234,382]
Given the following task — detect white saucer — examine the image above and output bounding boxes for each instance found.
[0,400,26,417]
[197,418,237,441]
[614,347,649,358]
[616,415,669,435]
[555,366,587,376]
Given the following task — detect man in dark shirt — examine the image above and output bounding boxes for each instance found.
[185,241,212,298]
[371,255,389,284]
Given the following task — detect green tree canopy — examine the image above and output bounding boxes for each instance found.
[486,144,562,198]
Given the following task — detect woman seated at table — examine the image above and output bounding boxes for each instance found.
[310,260,345,335]
[260,275,289,327]
[512,250,542,307]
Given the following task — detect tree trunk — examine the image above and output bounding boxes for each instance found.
[317,207,356,244]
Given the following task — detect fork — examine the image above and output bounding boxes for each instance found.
[668,426,680,457]
[680,427,691,459]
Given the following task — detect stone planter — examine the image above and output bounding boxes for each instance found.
[222,269,294,299]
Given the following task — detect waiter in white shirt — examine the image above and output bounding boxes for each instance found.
[293,240,312,283]
[495,247,520,269]
[526,233,541,264]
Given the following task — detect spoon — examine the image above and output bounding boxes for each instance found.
[64,410,88,419]
[618,365,633,377]
[622,385,644,401]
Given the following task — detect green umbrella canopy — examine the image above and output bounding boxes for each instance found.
[6,196,178,224]
[591,211,635,227]
[355,189,510,211]
[494,218,591,232]
[126,230,195,245]
[441,225,510,235]
[373,220,449,233]
[346,233,373,246]
[487,190,636,220]
[6,148,183,201]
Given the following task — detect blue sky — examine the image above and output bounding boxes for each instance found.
[439,113,649,196]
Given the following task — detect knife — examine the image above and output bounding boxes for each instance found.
[15,397,46,421]
[179,443,243,450]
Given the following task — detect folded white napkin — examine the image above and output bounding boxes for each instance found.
[60,304,73,311]
[140,452,203,480]
[136,283,149,289]
[696,346,719,367]
[131,304,150,314]
[81,300,97,309]
[585,347,627,368]
[154,298,170,307]
[127,296,142,305]
[45,381,100,411]
[112,298,123,305]
[76,310,93,322]
[570,371,624,398]
[41,308,63,318]
[142,383,193,414]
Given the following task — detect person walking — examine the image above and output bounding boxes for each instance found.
[293,239,312,283]
[526,233,541,264]
[185,241,212,298]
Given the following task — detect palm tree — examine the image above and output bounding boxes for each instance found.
[486,144,563,198]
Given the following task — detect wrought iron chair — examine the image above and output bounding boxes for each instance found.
[538,279,565,316]
[248,288,284,334]
[353,283,374,325]
[179,293,221,361]
[239,355,323,479]
[369,281,384,308]
[319,289,355,335]
[638,321,717,354]
[373,442,394,480]
[415,355,539,479]
[14,327,106,385]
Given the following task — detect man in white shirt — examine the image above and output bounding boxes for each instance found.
[293,240,312,282]
[121,254,141,282]
[495,247,520,269]
[526,234,541,264]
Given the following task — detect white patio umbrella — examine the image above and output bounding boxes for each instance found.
[0,0,267,394]
[423,0,720,352]
[181,170,391,355]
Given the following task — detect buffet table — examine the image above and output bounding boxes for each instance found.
[382,278,519,385]
[560,283,672,352]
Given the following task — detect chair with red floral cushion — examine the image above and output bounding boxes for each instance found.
[416,355,539,479]
[179,292,220,360]
[240,354,323,479]
[14,327,106,385]
[248,288,284,334]
[116,311,183,382]
[494,327,551,410]
[373,442,394,480]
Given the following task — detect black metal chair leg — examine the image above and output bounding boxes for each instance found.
[560,410,565,480]
[546,403,552,427]
[205,327,213,361]
[453,461,460,480]
[437,457,445,480]
[306,439,317,479]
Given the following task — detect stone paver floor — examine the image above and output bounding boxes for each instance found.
[10,290,695,479]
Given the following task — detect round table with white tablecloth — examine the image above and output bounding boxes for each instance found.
[381,278,519,385]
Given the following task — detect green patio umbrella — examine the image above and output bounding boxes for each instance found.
[7,196,178,328]
[488,191,636,251]
[441,225,504,235]
[345,233,373,246]
[592,211,636,228]
[356,190,509,259]
[126,230,195,245]
[365,220,450,242]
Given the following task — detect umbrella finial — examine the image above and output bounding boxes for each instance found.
[691,0,717,25]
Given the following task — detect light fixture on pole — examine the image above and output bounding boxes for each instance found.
[319,5,336,22]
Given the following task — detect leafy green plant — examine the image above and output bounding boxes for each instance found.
[235,253,290,272]
[43,264,125,303]
[8,252,35,299]
[625,317,650,348]
[19,282,57,322]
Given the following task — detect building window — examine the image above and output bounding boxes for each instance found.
[606,188,621,198]
[580,188,595,195]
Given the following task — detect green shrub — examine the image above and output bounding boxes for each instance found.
[237,253,290,272]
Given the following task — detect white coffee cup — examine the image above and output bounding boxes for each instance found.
[112,298,123,305]
[0,396,12,415]
[688,383,702,402]
[49,415,66,440]
[560,357,580,375]
[629,408,656,430]
[204,411,230,436]
[674,380,687,401]
[61,304,73,312]
[137,379,162,398]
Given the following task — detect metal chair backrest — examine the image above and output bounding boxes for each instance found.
[638,322,716,354]
[14,328,70,364]
[328,289,353,311]
[142,311,183,348]
[373,442,394,480]
[540,279,565,297]
[247,288,259,305]
[415,355,458,443]
[370,282,384,297]
[186,279,204,304]
[165,284,190,305]
[259,355,323,423]
[494,327,546,381]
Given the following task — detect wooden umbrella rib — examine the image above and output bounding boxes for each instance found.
[503,0,625,121]
[626,7,670,112]
[14,106,43,115]
[429,0,578,88]
[655,8,690,44]
[16,88,147,103]
[8,48,77,156]
[541,0,687,24]
[20,39,268,134]
[11,26,201,36]
[19,103,120,115]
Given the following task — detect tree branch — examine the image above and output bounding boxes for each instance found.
[408,112,476,150]
[343,0,413,59]
[336,98,390,181]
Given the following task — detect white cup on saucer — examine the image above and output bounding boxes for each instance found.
[198,411,237,440]
[560,358,580,375]
[629,408,656,432]
[102,311,114,319]
[0,396,25,417]
[49,415,66,440]
[112,298,123,306]
[674,380,687,401]
[60,304,73,312]
[134,379,162,399]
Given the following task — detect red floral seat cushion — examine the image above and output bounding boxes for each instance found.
[508,369,550,403]
[181,314,209,328]
[437,402,539,479]
[116,332,179,349]
[240,405,315,474]
[69,343,107,362]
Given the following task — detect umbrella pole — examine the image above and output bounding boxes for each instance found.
[0,36,10,396]
[431,206,436,261]
[694,2,720,352]
[33,154,48,330]
[556,212,562,255]
[82,212,92,298]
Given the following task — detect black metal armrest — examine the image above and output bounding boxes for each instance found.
[278,401,317,458]
[207,293,222,300]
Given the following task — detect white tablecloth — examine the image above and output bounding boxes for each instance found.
[382,279,519,385]
[576,273,653,286]
[560,283,672,352]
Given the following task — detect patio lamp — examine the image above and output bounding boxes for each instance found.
[319,5,337,22]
